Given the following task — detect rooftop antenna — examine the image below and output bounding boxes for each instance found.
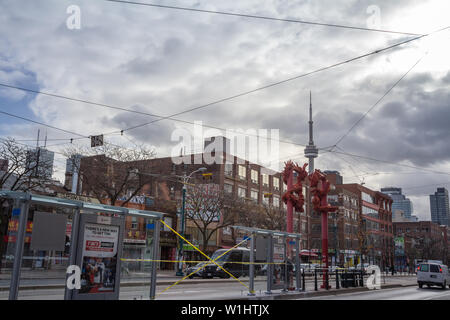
[44,130,48,148]
[36,129,40,148]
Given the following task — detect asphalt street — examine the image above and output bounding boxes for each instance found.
[0,275,417,300]
[298,286,450,300]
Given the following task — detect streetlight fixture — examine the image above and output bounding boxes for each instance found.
[176,167,207,276]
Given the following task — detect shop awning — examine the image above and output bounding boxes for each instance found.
[300,252,318,257]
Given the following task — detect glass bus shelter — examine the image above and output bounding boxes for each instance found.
[0,191,164,300]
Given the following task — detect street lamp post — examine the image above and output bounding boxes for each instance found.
[176,167,207,276]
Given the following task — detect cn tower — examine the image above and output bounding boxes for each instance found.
[304,92,318,174]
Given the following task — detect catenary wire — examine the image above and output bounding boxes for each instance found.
[2,25,448,142]
[104,0,423,36]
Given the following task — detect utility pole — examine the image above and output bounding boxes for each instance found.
[176,167,207,276]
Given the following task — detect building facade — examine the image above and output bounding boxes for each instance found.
[26,147,54,179]
[381,187,413,221]
[338,183,394,269]
[430,188,450,227]
[394,221,448,270]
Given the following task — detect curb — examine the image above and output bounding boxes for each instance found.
[233,283,418,300]
[0,278,268,292]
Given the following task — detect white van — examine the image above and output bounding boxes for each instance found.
[417,262,450,289]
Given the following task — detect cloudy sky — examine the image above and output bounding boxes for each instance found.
[0,0,449,220]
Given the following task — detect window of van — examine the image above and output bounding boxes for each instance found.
[229,251,242,262]
[430,264,440,273]
[419,264,429,272]
[243,251,250,262]
[210,250,230,262]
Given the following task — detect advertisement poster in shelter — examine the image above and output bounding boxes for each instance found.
[79,223,119,294]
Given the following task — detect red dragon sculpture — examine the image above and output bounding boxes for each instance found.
[308,169,338,213]
[282,161,308,212]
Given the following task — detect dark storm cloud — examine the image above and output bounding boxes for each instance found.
[337,86,450,167]
[105,104,176,147]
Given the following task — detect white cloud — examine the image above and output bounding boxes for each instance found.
[0,0,449,217]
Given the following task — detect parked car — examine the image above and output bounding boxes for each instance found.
[417,262,450,289]
[202,247,263,279]
[185,262,208,279]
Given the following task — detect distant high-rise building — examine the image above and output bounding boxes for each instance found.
[430,188,450,227]
[65,154,82,194]
[324,170,343,185]
[26,147,54,179]
[381,187,413,220]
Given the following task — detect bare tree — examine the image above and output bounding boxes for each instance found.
[0,138,54,192]
[0,137,54,270]
[184,184,237,254]
[259,204,286,231]
[64,143,156,207]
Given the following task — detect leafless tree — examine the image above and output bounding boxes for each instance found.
[0,137,54,270]
[64,143,156,207]
[259,204,286,231]
[184,184,238,254]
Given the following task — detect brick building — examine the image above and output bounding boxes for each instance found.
[129,151,304,253]
[74,142,303,266]
[326,184,361,267]
[394,221,449,270]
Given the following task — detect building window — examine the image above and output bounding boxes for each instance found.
[224,163,233,176]
[273,177,280,191]
[224,183,233,194]
[251,169,259,184]
[131,217,138,229]
[238,165,246,180]
[273,196,280,208]
[251,189,259,201]
[163,217,173,232]
[362,192,375,204]
[238,186,246,198]
[262,174,269,187]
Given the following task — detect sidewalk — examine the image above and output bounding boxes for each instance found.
[0,268,417,292]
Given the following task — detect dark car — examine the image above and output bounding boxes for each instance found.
[185,262,208,279]
[211,248,250,279]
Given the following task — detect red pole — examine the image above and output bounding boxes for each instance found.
[321,211,329,288]
[287,169,294,234]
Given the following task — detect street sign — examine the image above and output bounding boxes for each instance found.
[90,135,104,147]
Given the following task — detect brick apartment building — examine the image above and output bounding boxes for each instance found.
[326,184,361,267]
[129,151,305,254]
[393,221,449,270]
[339,183,394,269]
[322,172,394,269]
[71,138,305,266]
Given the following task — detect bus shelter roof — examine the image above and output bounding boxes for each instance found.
[0,191,164,219]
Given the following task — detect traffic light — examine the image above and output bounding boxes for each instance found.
[202,173,212,181]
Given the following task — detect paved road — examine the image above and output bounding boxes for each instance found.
[0,275,417,300]
[299,285,450,300]
[1,281,269,300]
